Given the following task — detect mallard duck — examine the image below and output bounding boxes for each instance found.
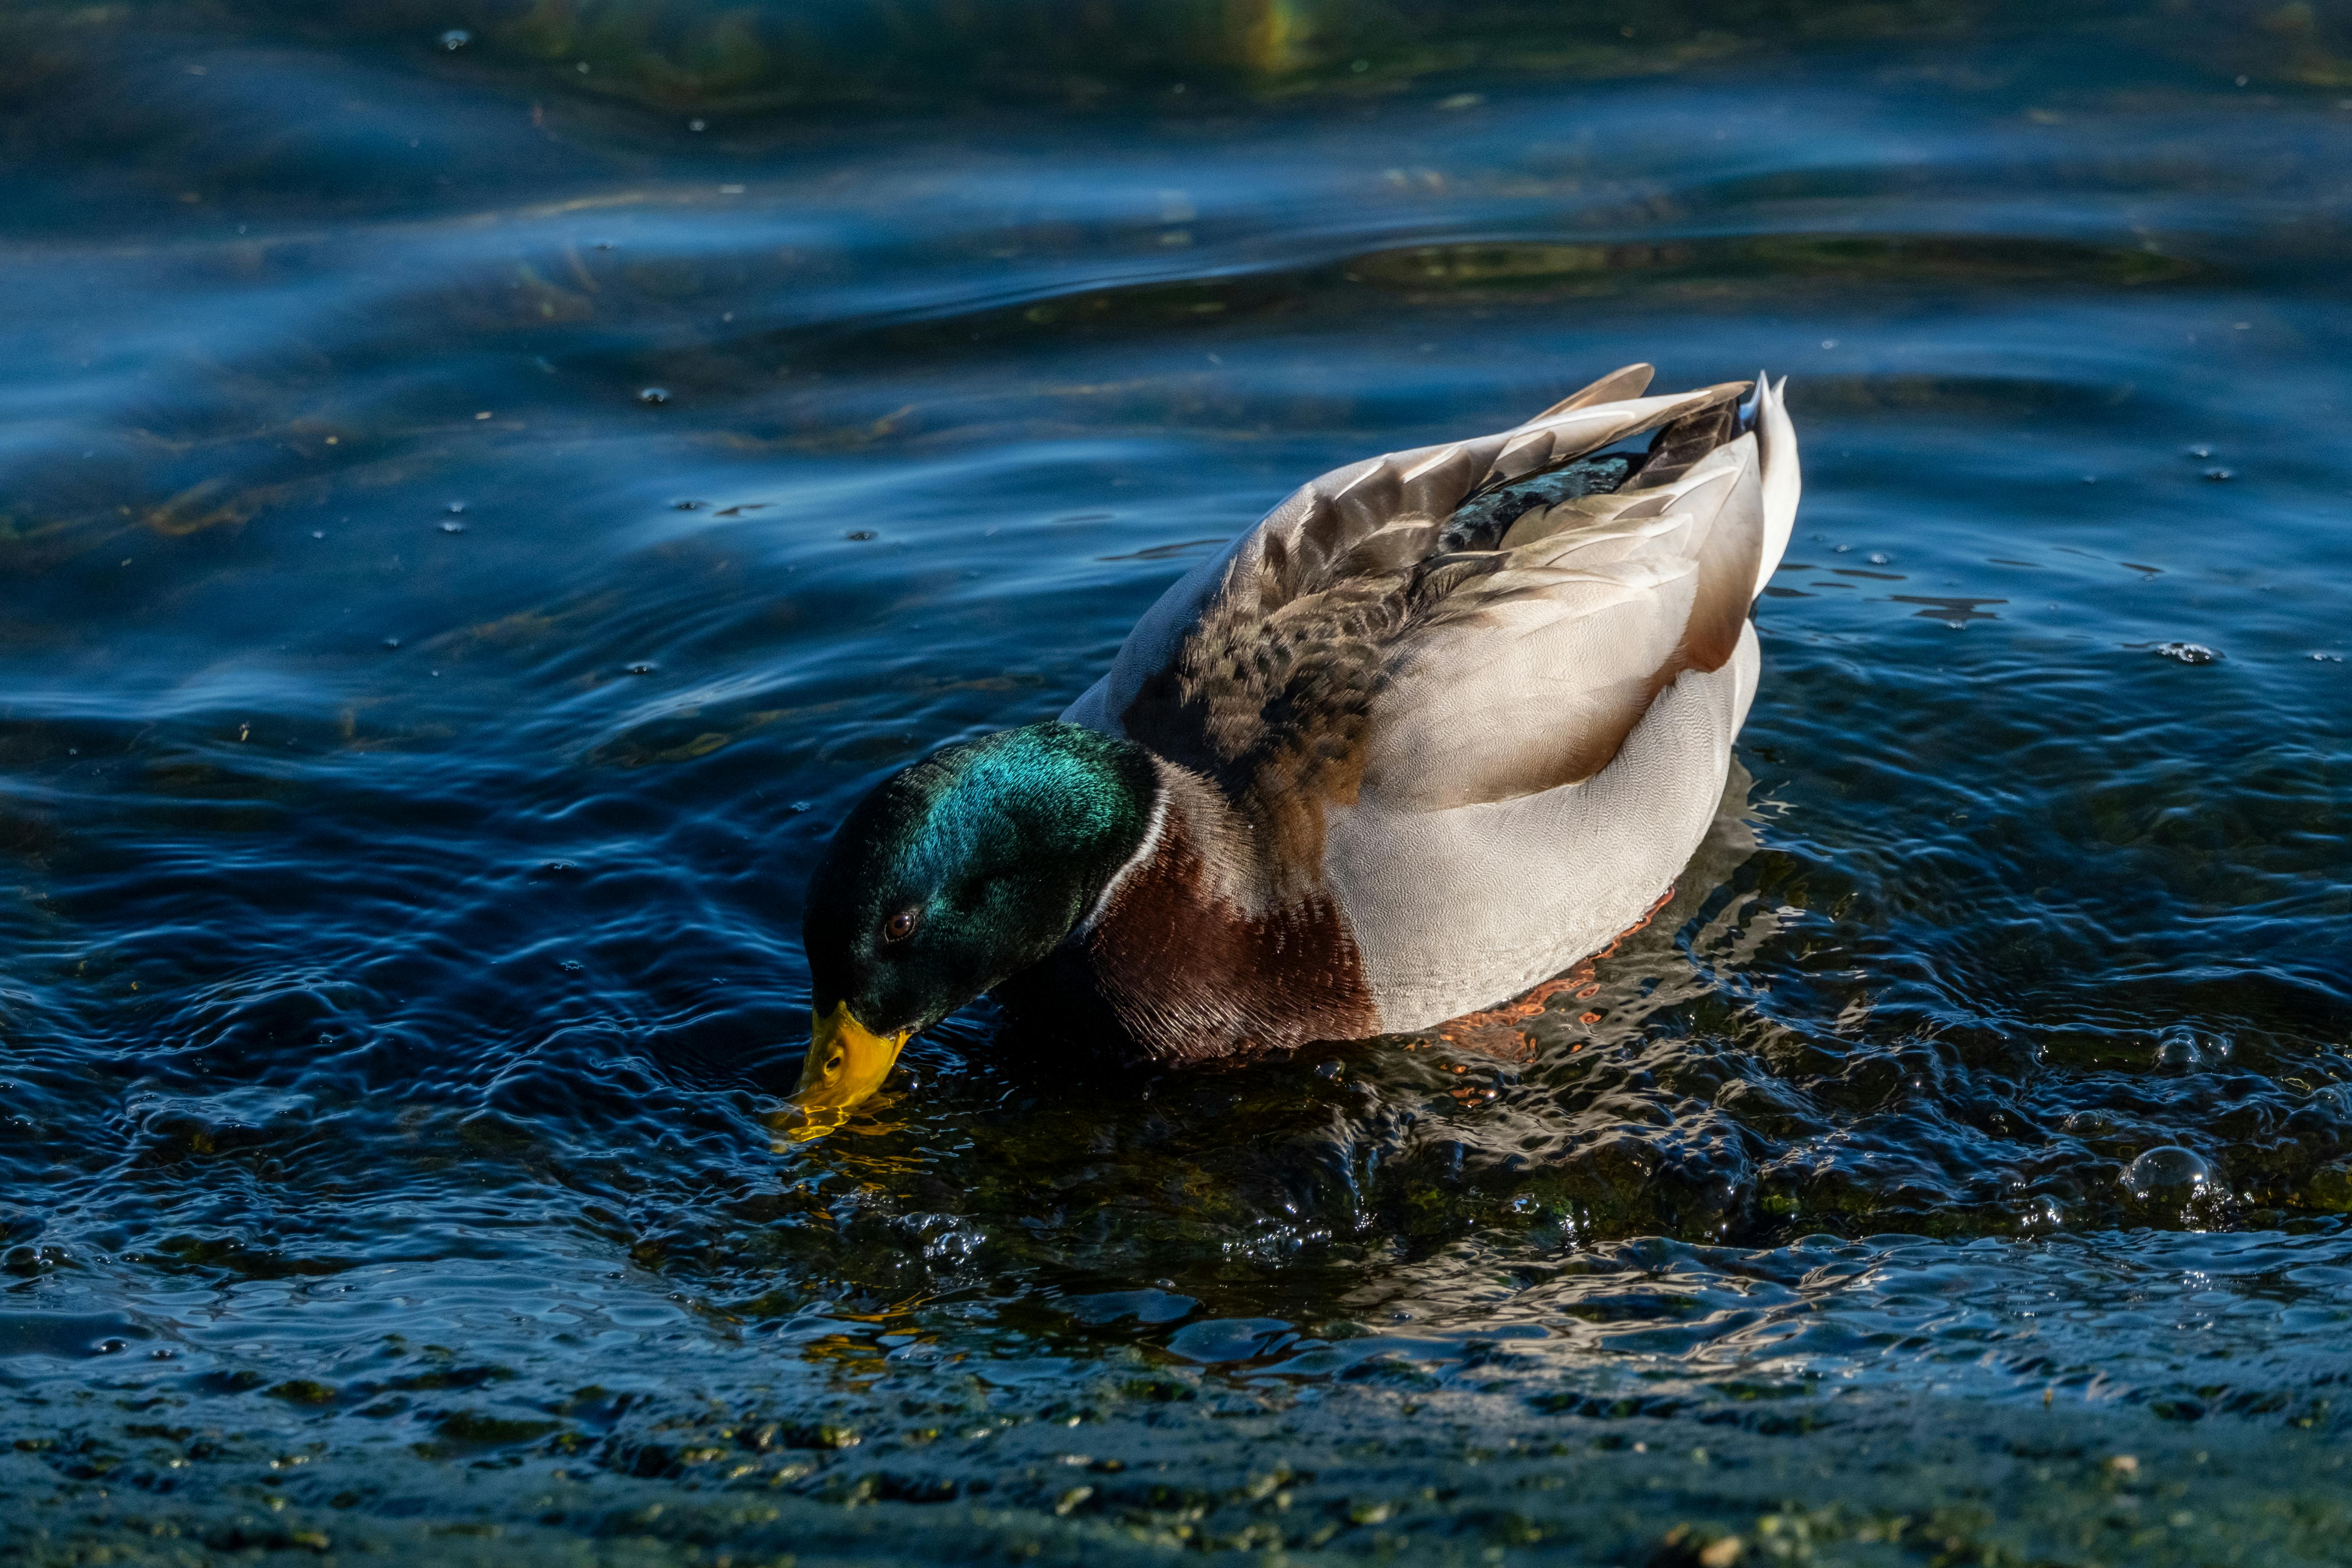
[789,364,1799,1127]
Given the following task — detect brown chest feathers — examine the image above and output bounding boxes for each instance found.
[991,779,1378,1064]
[1086,791,1378,1061]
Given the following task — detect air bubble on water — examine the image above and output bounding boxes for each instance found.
[638,387,671,405]
[688,118,707,132]
[1833,543,1851,553]
[381,636,401,649]
[446,501,466,514]
[2121,1145,2212,1201]
[625,662,657,675]
[788,800,813,813]
[2188,446,2211,459]
[2312,651,2343,662]
[439,28,470,51]
[310,530,324,539]
[1868,551,1890,564]
[438,520,466,533]
[2203,467,2233,481]
[2152,641,2221,664]
[2153,1025,2229,1069]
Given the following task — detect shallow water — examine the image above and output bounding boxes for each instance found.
[4,5,2352,1561]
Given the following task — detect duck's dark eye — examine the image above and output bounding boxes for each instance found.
[881,906,920,945]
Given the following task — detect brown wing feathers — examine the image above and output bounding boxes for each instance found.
[1525,360,1657,419]
[1116,367,1761,873]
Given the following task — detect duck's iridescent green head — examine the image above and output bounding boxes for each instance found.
[789,722,1157,1130]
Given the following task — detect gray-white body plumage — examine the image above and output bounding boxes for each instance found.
[1060,366,1800,1046]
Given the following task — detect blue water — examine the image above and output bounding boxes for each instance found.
[3,8,2351,1554]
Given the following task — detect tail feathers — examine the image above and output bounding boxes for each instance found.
[1631,399,1740,492]
[1599,368,1800,602]
[1751,372,1800,599]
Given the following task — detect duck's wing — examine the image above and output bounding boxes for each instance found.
[1062,368,1800,879]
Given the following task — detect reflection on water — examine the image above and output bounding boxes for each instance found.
[2,0,2350,1556]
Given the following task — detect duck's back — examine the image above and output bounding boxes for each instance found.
[1063,365,1800,1036]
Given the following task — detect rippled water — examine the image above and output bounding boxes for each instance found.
[5,6,2352,1561]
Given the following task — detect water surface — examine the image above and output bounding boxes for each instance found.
[3,6,2351,1562]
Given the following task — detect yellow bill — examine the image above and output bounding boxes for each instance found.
[779,1001,911,1141]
